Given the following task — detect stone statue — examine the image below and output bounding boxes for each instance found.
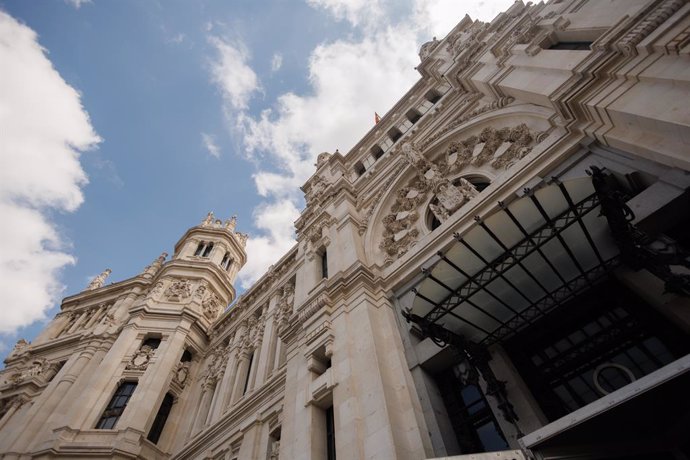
[269,440,280,459]
[224,215,237,231]
[401,142,426,169]
[202,211,215,226]
[8,339,29,359]
[86,269,111,291]
[235,232,248,246]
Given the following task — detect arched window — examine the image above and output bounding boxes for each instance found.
[202,242,214,257]
[96,381,137,429]
[194,241,215,258]
[426,175,492,231]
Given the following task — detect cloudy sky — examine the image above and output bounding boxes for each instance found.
[0,0,513,356]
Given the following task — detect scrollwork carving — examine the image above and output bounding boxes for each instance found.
[379,125,544,261]
[164,279,192,301]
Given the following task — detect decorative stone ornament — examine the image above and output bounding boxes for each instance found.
[380,125,544,260]
[202,292,223,320]
[126,345,156,371]
[173,361,190,387]
[142,252,167,279]
[164,279,192,301]
[86,268,111,291]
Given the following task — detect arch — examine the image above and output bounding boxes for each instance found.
[363,107,555,267]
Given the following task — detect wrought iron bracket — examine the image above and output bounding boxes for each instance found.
[589,166,690,296]
[402,309,522,434]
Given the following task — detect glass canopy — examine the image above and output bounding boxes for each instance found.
[409,177,620,345]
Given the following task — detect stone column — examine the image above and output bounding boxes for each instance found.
[191,382,215,434]
[230,349,252,404]
[66,310,89,334]
[274,339,285,370]
[83,305,106,329]
[213,349,238,417]
[205,381,223,426]
[7,345,96,452]
[256,293,281,383]
[219,322,247,411]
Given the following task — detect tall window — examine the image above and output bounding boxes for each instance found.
[194,241,214,258]
[321,249,328,279]
[220,252,233,271]
[147,392,174,444]
[96,382,138,429]
[435,364,508,454]
[326,405,336,460]
[243,352,254,395]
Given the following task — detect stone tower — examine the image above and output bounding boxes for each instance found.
[0,213,246,459]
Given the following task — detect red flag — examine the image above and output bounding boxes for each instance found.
[374,112,381,124]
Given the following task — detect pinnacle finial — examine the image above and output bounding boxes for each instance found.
[86,268,111,291]
[202,211,215,227]
[224,215,237,231]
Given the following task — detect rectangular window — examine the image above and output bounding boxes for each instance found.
[326,405,336,460]
[321,250,328,279]
[147,392,174,444]
[202,242,214,257]
[96,381,137,429]
[243,352,254,395]
[435,363,508,454]
[548,41,592,50]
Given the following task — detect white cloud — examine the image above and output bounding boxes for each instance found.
[209,1,513,287]
[241,200,299,288]
[169,33,186,45]
[270,53,283,72]
[209,36,260,111]
[306,0,383,27]
[201,132,221,158]
[0,11,100,334]
[65,0,92,9]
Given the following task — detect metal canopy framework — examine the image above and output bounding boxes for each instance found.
[408,176,621,346]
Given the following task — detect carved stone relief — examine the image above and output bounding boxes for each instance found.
[173,361,190,388]
[275,282,295,338]
[202,292,223,320]
[203,345,228,386]
[7,358,51,385]
[380,125,545,261]
[164,279,192,301]
[126,344,156,371]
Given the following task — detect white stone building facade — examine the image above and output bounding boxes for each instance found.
[1,0,690,459]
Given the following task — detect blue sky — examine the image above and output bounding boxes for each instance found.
[0,0,512,357]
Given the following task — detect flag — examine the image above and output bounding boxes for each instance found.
[375,112,381,124]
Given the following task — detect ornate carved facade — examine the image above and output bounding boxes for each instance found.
[2,1,690,459]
